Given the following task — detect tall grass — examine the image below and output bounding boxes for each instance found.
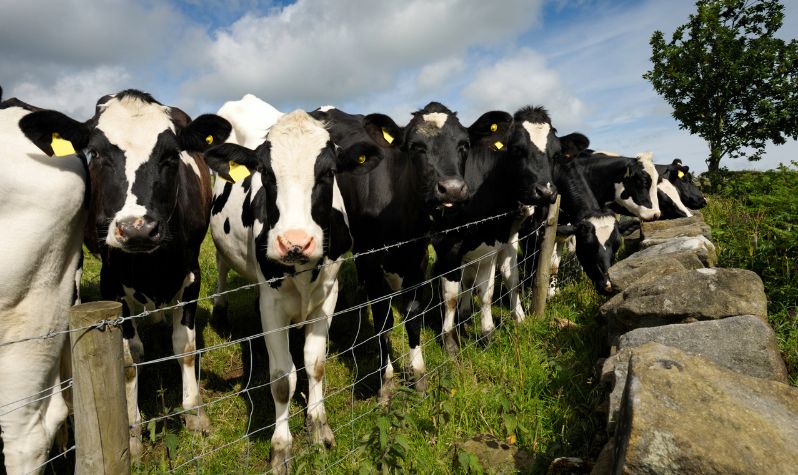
[702,163,798,385]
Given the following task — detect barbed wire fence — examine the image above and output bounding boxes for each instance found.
[0,198,599,474]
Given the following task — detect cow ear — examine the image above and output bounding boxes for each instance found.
[18,110,90,157]
[204,143,261,183]
[364,113,402,148]
[559,133,590,159]
[180,114,232,153]
[557,224,577,236]
[468,111,512,137]
[336,142,384,175]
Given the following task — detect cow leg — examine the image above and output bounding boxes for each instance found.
[473,253,498,338]
[304,280,336,448]
[548,238,565,298]
[457,264,476,321]
[211,251,230,326]
[121,302,144,459]
[0,337,69,475]
[260,291,297,475]
[441,277,461,356]
[498,242,525,323]
[172,270,209,433]
[396,266,431,393]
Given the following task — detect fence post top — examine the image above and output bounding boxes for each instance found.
[69,301,122,327]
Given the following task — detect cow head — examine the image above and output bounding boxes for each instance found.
[403,102,470,209]
[507,106,561,206]
[18,89,231,253]
[206,110,378,266]
[665,159,706,209]
[558,212,620,295]
[559,132,591,160]
[614,152,660,221]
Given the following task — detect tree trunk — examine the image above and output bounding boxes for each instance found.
[706,142,723,173]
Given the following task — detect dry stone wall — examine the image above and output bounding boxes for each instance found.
[592,213,798,475]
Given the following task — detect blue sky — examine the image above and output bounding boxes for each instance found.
[2,0,796,172]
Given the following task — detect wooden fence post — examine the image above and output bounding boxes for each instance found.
[532,195,561,318]
[69,301,130,475]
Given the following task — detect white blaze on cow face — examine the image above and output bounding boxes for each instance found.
[265,111,331,264]
[422,112,448,129]
[97,95,175,249]
[658,179,692,217]
[522,121,551,153]
[588,215,617,248]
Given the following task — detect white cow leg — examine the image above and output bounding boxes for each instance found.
[171,308,208,433]
[548,238,565,298]
[211,252,230,325]
[498,243,525,323]
[441,277,461,356]
[304,280,336,448]
[122,317,144,459]
[0,339,69,475]
[474,255,498,338]
[261,294,297,475]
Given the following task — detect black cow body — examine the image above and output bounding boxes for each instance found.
[19,90,231,457]
[433,107,560,353]
[312,102,469,400]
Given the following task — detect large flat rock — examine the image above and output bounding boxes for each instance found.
[613,343,798,474]
[601,268,767,337]
[607,250,705,293]
[601,316,789,435]
[633,235,717,266]
[640,215,712,245]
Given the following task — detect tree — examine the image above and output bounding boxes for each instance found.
[644,0,798,173]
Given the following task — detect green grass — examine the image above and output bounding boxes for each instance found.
[72,236,609,474]
[701,164,798,386]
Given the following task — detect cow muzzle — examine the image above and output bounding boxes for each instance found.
[435,178,469,207]
[114,216,162,252]
[276,230,316,264]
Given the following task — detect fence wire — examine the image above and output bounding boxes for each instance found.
[1,207,598,474]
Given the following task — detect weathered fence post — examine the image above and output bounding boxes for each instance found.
[532,195,561,318]
[69,301,130,474]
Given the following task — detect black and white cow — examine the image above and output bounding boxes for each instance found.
[206,109,382,474]
[553,159,622,295]
[571,152,661,221]
[311,102,470,400]
[1,96,85,474]
[19,90,231,456]
[433,106,559,353]
[655,159,707,218]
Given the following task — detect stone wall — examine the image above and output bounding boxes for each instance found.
[591,213,798,474]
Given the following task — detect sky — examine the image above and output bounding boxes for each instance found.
[2,0,796,173]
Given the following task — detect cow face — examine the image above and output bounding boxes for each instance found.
[508,106,559,206]
[206,110,378,266]
[667,159,706,208]
[560,213,620,295]
[614,153,660,221]
[403,102,470,209]
[18,90,230,253]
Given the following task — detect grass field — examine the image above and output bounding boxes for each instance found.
[71,231,609,474]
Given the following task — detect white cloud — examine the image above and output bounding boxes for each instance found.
[416,58,466,93]
[9,66,133,119]
[180,0,545,109]
[460,49,585,129]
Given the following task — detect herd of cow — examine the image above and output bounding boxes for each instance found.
[0,87,706,474]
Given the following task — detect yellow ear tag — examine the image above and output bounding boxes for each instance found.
[490,123,498,132]
[227,161,251,183]
[381,127,394,144]
[677,170,685,179]
[205,135,214,145]
[494,141,504,150]
[358,155,367,165]
[51,133,76,157]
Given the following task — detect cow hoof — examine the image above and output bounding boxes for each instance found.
[211,304,229,328]
[481,326,495,342]
[270,446,292,475]
[443,332,459,356]
[378,378,397,406]
[513,309,526,324]
[307,418,335,448]
[183,408,210,433]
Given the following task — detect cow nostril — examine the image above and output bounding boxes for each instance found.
[147,221,160,238]
[437,182,448,195]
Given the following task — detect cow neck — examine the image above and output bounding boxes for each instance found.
[555,160,602,223]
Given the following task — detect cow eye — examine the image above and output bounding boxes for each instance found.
[410,142,427,154]
[458,142,469,156]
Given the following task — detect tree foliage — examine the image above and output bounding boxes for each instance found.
[644,0,798,172]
